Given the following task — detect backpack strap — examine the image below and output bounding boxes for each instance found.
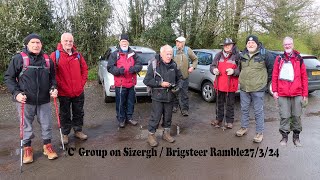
[55,50,60,66]
[43,54,50,69]
[278,53,303,67]
[19,52,30,77]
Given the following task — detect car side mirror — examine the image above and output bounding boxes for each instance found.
[99,56,102,61]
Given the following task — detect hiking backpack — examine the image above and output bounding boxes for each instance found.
[173,46,189,59]
[277,54,303,67]
[19,52,50,77]
[55,50,81,67]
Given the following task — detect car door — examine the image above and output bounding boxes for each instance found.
[189,51,213,90]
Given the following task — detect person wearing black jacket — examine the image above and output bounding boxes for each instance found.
[143,45,183,147]
[4,33,58,163]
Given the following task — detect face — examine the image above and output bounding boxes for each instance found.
[27,39,42,54]
[246,41,258,53]
[61,34,74,51]
[223,44,233,53]
[283,39,294,54]
[160,47,173,64]
[175,41,185,50]
[119,40,129,51]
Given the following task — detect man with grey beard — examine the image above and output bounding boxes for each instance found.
[235,35,274,143]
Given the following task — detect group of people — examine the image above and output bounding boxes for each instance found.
[4,32,308,164]
[4,33,88,164]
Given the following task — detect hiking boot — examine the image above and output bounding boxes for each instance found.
[75,131,88,140]
[127,119,138,126]
[62,135,69,144]
[293,133,302,147]
[23,146,33,164]
[148,133,158,147]
[43,144,58,160]
[162,128,175,143]
[211,120,221,128]
[253,133,263,143]
[181,110,189,116]
[236,127,248,137]
[119,122,125,128]
[226,123,233,129]
[172,107,178,113]
[280,137,288,146]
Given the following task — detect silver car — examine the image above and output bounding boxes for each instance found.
[188,49,221,102]
[98,46,156,103]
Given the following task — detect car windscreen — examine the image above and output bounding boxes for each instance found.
[303,57,320,69]
[136,52,156,65]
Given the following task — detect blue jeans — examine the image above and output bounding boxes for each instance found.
[240,91,265,133]
[115,87,135,123]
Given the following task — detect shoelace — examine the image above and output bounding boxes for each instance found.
[24,147,32,157]
[45,145,54,153]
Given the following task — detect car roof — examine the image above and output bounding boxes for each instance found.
[269,50,318,59]
[109,46,156,53]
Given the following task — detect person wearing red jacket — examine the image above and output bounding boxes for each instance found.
[210,38,240,129]
[272,36,308,147]
[50,33,88,144]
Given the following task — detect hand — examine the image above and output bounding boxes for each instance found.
[118,67,125,75]
[301,97,308,108]
[213,68,219,75]
[161,81,171,88]
[273,92,279,99]
[226,68,234,75]
[50,89,58,98]
[188,67,194,73]
[129,66,135,74]
[16,92,27,103]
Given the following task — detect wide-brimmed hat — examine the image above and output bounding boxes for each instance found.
[220,38,235,46]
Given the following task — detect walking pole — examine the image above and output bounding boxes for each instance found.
[53,97,66,156]
[20,101,25,173]
[221,75,230,131]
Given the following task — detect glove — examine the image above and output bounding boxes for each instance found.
[118,66,125,75]
[301,97,308,108]
[213,68,220,75]
[129,66,135,74]
[226,68,234,75]
[273,92,279,99]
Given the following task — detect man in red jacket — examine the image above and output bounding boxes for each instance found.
[210,38,240,129]
[272,36,308,147]
[50,33,88,144]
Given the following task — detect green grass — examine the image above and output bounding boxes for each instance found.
[88,66,98,81]
[0,72,4,85]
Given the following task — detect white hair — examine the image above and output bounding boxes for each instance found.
[61,32,74,41]
[160,44,173,53]
[283,36,293,44]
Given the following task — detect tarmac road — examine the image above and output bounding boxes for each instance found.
[0,81,320,179]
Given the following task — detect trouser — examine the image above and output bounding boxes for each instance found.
[173,78,189,111]
[278,96,303,134]
[240,91,265,133]
[115,86,135,123]
[16,102,52,146]
[148,100,173,133]
[216,91,235,123]
[59,92,85,135]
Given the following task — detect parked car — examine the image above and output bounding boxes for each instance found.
[269,51,320,94]
[98,46,156,103]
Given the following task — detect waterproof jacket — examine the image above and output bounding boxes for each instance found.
[107,47,142,88]
[239,44,275,92]
[173,46,198,79]
[50,43,88,97]
[210,46,240,92]
[143,54,183,102]
[4,48,56,105]
[272,50,308,97]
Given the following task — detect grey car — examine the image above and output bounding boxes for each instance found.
[98,46,156,103]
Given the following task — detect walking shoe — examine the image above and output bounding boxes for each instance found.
[226,123,233,129]
[63,135,69,144]
[23,146,33,164]
[253,133,263,143]
[43,144,58,160]
[181,110,189,116]
[127,119,138,126]
[75,131,88,140]
[148,133,158,147]
[172,107,178,113]
[280,137,288,146]
[236,127,248,137]
[293,133,302,147]
[162,128,175,143]
[211,120,221,128]
[119,122,125,128]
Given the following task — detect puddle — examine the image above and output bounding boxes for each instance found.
[305,111,320,117]
[0,148,20,157]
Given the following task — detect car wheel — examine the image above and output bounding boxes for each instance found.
[201,81,216,102]
[102,84,114,103]
[268,81,274,96]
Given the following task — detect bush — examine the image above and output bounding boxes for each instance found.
[88,66,98,81]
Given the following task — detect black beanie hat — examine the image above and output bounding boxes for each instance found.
[24,33,42,45]
[246,35,259,45]
[119,34,129,42]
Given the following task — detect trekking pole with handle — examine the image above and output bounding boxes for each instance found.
[221,75,231,131]
[53,97,66,156]
[20,100,25,173]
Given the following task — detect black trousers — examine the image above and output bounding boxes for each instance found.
[59,92,85,135]
[148,100,173,133]
[216,91,235,123]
